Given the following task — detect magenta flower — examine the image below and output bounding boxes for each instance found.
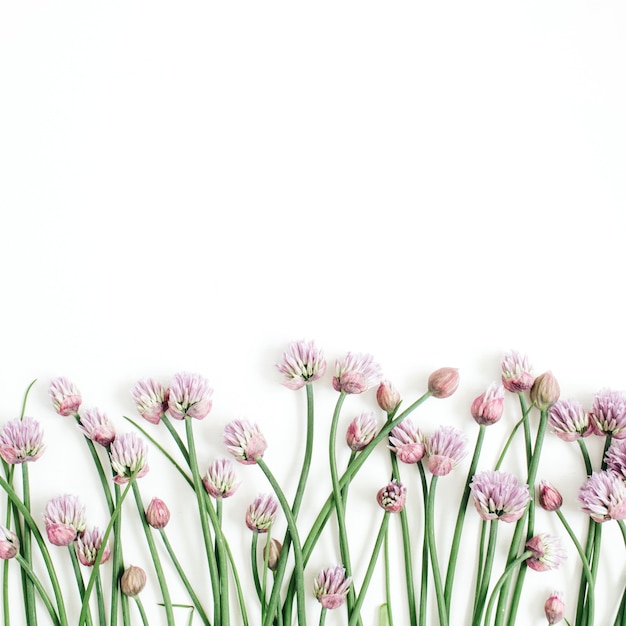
[75,527,111,566]
[589,388,626,439]
[131,379,169,425]
[425,425,468,476]
[427,367,460,399]
[333,352,383,394]
[578,470,626,522]
[43,494,87,546]
[538,481,563,512]
[501,350,534,393]
[313,565,352,610]
[470,470,530,522]
[345,412,378,452]
[145,498,170,529]
[471,383,505,426]
[605,439,626,480]
[224,419,267,465]
[377,380,401,413]
[388,418,425,464]
[525,533,566,572]
[544,591,565,624]
[548,399,592,442]
[245,494,278,533]
[203,458,241,498]
[49,377,82,416]
[377,480,407,513]
[0,527,19,560]
[168,372,213,420]
[530,372,560,411]
[0,417,45,464]
[275,340,327,390]
[77,408,116,447]
[109,432,149,484]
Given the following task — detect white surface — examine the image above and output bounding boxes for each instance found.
[1,2,625,624]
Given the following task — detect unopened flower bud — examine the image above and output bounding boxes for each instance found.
[471,383,505,426]
[121,565,147,597]
[265,538,282,571]
[428,368,459,399]
[377,380,401,413]
[530,372,560,410]
[0,527,19,560]
[538,481,563,512]
[346,413,377,451]
[145,498,170,529]
[544,591,565,624]
[376,480,407,513]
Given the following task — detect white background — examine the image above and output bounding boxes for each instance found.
[1,2,625,625]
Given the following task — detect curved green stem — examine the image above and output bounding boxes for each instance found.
[473,521,488,616]
[133,597,149,626]
[292,383,315,519]
[14,554,60,626]
[417,462,429,626]
[69,547,93,626]
[427,476,448,626]
[251,533,263,603]
[472,521,498,626]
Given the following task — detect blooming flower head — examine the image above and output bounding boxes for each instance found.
[471,383,505,426]
[425,425,468,476]
[589,388,626,439]
[376,480,407,513]
[501,351,534,394]
[345,412,378,452]
[333,352,383,394]
[313,565,352,610]
[388,418,425,464]
[0,527,19,560]
[109,432,149,484]
[0,417,45,464]
[203,458,241,498]
[121,565,146,596]
[530,372,560,411]
[131,379,169,425]
[43,494,87,546]
[427,367,460,399]
[544,591,565,624]
[145,498,170,529]
[470,470,530,522]
[77,408,116,447]
[49,377,82,416]
[538,481,563,512]
[275,340,326,390]
[578,470,626,522]
[245,494,278,533]
[377,380,401,413]
[75,527,111,566]
[605,439,626,481]
[548,399,592,442]
[525,533,566,572]
[224,419,267,465]
[168,372,213,420]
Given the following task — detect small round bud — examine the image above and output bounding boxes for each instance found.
[0,527,19,560]
[265,538,282,571]
[544,591,565,624]
[538,481,563,512]
[377,380,401,413]
[120,565,147,597]
[145,498,170,529]
[530,372,560,410]
[428,368,460,399]
[470,383,505,426]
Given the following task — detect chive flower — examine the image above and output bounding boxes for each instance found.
[203,458,241,498]
[548,399,592,442]
[245,494,278,533]
[313,565,352,609]
[109,432,149,484]
[501,350,534,393]
[168,372,214,420]
[75,527,111,566]
[589,388,626,439]
[346,412,378,452]
[0,417,46,464]
[43,494,87,546]
[77,408,116,447]
[470,470,530,522]
[131,378,169,425]
[0,527,19,560]
[470,382,505,426]
[525,533,566,571]
[333,352,383,394]
[425,425,468,476]
[578,470,626,522]
[275,340,327,390]
[388,418,425,464]
[49,377,82,416]
[223,419,267,465]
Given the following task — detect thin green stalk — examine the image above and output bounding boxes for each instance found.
[427,476,448,626]
[251,533,263,603]
[69,547,93,626]
[384,529,394,626]
[95,572,106,626]
[519,394,532,469]
[110,484,130,626]
[473,521,488,617]
[161,415,191,465]
[618,520,626,547]
[222,538,249,626]
[20,464,36,626]
[262,530,272,620]
[133,597,150,626]
[291,383,315,519]
[2,559,9,626]
[14,554,60,626]
[472,521,498,626]
[319,607,327,626]
[494,417,525,471]
[417,462,429,626]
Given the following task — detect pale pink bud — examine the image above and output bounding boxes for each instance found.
[246,494,278,533]
[131,379,169,425]
[544,591,565,624]
[77,408,116,447]
[275,340,327,390]
[427,367,459,399]
[377,380,401,413]
[203,458,241,498]
[49,377,82,416]
[43,495,87,547]
[501,351,534,393]
[0,527,19,560]
[145,498,170,529]
[538,481,563,512]
[333,352,383,394]
[376,480,407,513]
[224,419,267,465]
[121,565,146,596]
[313,566,352,610]
[75,527,111,566]
[168,372,213,421]
[530,372,560,411]
[525,533,566,572]
[471,383,505,426]
[345,413,377,451]
[0,417,46,464]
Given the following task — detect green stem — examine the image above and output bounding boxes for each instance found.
[494,417,525,471]
[519,394,532,469]
[222,538,249,626]
[161,415,191,465]
[133,597,150,626]
[384,527,394,626]
[262,530,271,620]
[618,520,626,547]
[473,521,488,617]
[95,572,106,626]
[472,521,498,626]
[427,476,448,626]
[69,547,93,626]
[292,383,315,519]
[2,558,9,626]
[14,554,60,626]
[417,462,429,626]
[251,533,263,603]
[20,464,36,626]
[319,607,327,626]
[110,484,130,626]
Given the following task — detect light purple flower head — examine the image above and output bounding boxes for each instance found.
[0,417,45,464]
[589,389,626,439]
[75,527,111,566]
[168,372,213,421]
[470,470,530,522]
[245,494,278,533]
[109,432,149,484]
[388,418,425,464]
[0,527,19,560]
[275,340,327,390]
[313,565,352,610]
[49,377,82,416]
[203,458,241,498]
[605,439,626,481]
[346,412,378,452]
[377,480,407,513]
[548,399,592,442]
[544,591,565,624]
[224,419,267,465]
[43,494,87,547]
[377,380,401,413]
[425,425,468,476]
[578,470,626,523]
[471,383,505,426]
[525,533,566,572]
[501,351,534,394]
[333,352,383,395]
[77,408,116,447]
[131,379,169,425]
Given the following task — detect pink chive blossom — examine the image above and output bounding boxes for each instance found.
[0,417,45,464]
[49,377,82,416]
[425,425,468,476]
[275,340,327,390]
[470,470,530,522]
[377,380,401,413]
[131,379,169,425]
[548,399,592,442]
[77,408,116,447]
[525,533,566,572]
[224,419,267,465]
[578,470,626,523]
[145,498,170,529]
[501,351,534,394]
[530,372,560,411]
[0,527,19,560]
[427,367,460,399]
[43,495,87,547]
[109,432,149,484]
[203,458,241,498]
[544,591,565,624]
[75,527,111,566]
[605,439,626,481]
[313,565,352,610]
[589,389,626,439]
[376,480,407,513]
[388,418,425,464]
[245,494,278,533]
[168,372,213,421]
[346,412,378,452]
[538,481,563,512]
[471,383,505,426]
[333,352,383,395]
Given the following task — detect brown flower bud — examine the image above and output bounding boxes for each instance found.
[265,538,282,571]
[120,565,147,597]
[428,367,460,399]
[530,371,560,410]
[145,498,170,529]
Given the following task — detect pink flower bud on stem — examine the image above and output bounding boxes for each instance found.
[530,372,560,411]
[427,367,459,399]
